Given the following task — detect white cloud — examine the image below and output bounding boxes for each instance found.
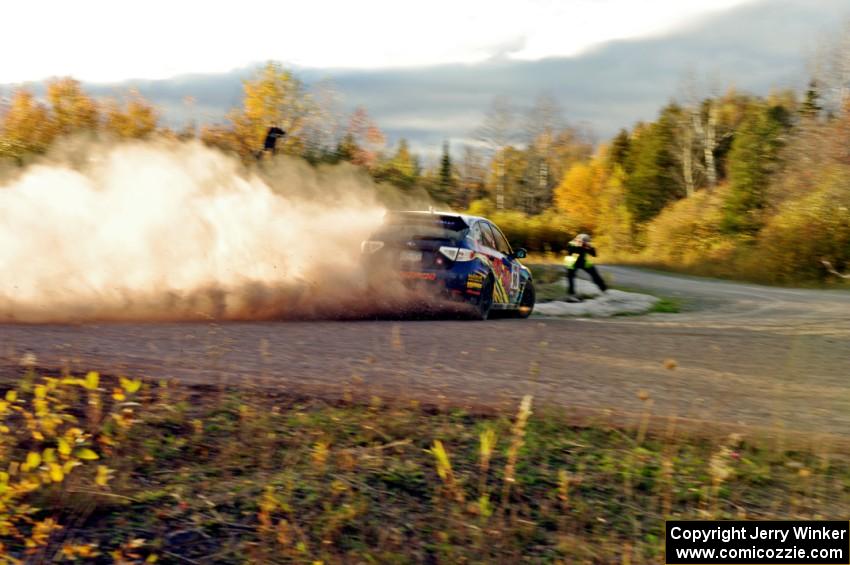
[1,0,754,83]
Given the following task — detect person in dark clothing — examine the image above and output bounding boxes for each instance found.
[260,126,286,157]
[564,233,607,299]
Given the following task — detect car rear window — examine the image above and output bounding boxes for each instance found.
[376,213,468,241]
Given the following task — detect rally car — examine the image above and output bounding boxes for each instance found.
[360,210,535,319]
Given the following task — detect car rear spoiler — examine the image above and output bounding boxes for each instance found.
[384,210,469,231]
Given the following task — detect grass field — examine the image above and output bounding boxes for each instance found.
[2,369,847,563]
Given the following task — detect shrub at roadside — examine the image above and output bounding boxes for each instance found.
[0,369,143,562]
[752,167,850,283]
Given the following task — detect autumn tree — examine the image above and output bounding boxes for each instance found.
[550,126,594,172]
[673,97,702,197]
[229,61,313,158]
[457,145,487,208]
[46,78,99,136]
[0,89,55,164]
[300,79,342,162]
[103,91,158,139]
[753,101,850,280]
[335,133,357,163]
[476,96,516,209]
[376,138,418,188]
[673,75,728,194]
[810,22,850,114]
[199,123,242,154]
[555,161,595,229]
[486,146,528,210]
[554,152,608,231]
[595,163,634,252]
[528,122,596,214]
[337,107,385,169]
[707,89,759,185]
[521,94,562,212]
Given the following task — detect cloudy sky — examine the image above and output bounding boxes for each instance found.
[3,0,850,153]
[3,0,753,82]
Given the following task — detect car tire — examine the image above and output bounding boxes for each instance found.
[515,280,535,318]
[472,275,495,320]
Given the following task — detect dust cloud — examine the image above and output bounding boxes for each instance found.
[0,141,426,322]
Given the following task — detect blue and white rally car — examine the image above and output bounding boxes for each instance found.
[360,211,535,319]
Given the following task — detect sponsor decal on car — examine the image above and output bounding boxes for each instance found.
[493,277,510,303]
[400,271,437,281]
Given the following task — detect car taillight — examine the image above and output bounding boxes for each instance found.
[438,246,474,261]
[361,240,384,253]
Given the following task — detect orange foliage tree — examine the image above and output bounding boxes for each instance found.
[46,78,99,136]
[0,89,55,164]
[339,107,385,169]
[103,91,158,139]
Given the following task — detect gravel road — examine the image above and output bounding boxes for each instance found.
[1,266,848,438]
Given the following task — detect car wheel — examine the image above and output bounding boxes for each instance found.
[516,280,535,318]
[472,275,494,320]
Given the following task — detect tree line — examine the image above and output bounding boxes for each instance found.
[1,62,848,283]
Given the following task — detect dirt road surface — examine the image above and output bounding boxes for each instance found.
[1,266,848,439]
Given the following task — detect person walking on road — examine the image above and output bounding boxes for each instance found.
[564,233,607,300]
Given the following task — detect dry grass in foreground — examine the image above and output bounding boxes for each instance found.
[1,369,848,563]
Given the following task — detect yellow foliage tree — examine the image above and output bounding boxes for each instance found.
[644,184,730,265]
[595,165,635,254]
[46,78,99,136]
[230,61,312,158]
[753,167,850,283]
[199,123,241,154]
[103,91,157,139]
[0,89,55,164]
[553,153,607,231]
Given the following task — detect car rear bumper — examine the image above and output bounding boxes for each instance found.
[398,265,484,300]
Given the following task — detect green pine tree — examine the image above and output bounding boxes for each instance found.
[723,103,791,233]
[623,106,682,224]
[436,140,456,203]
[608,128,631,170]
[800,79,822,119]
